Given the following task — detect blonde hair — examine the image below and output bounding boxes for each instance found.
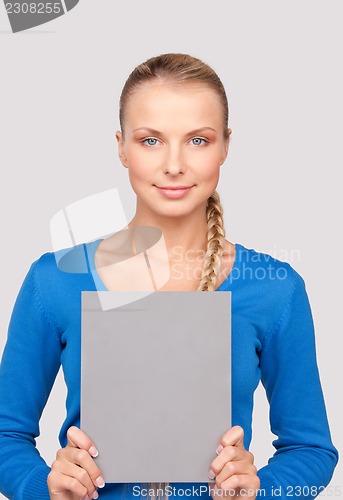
[119,52,230,499]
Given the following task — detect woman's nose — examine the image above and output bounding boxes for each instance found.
[163,147,185,175]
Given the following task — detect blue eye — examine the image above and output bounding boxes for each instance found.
[191,137,208,146]
[142,138,159,146]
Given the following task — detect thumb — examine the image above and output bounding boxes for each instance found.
[219,425,245,450]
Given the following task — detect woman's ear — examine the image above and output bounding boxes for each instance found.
[221,128,232,165]
[116,130,129,168]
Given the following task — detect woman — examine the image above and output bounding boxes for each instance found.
[0,53,338,500]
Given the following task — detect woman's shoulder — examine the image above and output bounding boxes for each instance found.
[34,241,91,272]
[30,241,94,294]
[231,243,310,341]
[233,241,306,297]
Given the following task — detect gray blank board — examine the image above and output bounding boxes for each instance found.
[80,291,231,483]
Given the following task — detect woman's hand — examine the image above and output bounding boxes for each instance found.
[208,426,260,499]
[47,426,105,500]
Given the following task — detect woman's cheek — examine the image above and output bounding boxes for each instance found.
[197,159,221,183]
[127,149,162,173]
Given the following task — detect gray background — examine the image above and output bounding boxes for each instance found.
[0,1,342,497]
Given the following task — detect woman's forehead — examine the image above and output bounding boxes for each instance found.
[129,79,218,100]
[124,81,223,124]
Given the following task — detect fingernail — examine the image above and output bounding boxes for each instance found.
[208,469,216,479]
[92,492,99,500]
[88,446,99,458]
[216,444,223,455]
[95,476,105,488]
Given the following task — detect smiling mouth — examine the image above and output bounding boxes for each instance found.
[153,185,195,199]
[154,185,194,190]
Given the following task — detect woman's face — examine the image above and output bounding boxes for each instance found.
[116,81,231,220]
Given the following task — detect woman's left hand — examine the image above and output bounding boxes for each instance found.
[208,425,260,499]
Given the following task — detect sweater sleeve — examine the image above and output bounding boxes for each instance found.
[0,258,63,500]
[257,271,339,499]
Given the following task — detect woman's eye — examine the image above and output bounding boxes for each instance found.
[190,137,208,146]
[142,138,159,146]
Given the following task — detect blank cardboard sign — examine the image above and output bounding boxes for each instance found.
[81,290,231,483]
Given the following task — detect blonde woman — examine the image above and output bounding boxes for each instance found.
[0,53,338,500]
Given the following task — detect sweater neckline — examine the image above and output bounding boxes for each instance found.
[86,237,241,292]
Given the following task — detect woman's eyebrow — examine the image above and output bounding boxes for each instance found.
[132,127,217,135]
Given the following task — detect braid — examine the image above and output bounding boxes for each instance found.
[198,190,226,292]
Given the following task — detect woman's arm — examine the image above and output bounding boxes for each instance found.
[0,259,62,499]
[257,270,339,499]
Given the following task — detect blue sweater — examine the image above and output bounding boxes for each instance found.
[0,239,338,499]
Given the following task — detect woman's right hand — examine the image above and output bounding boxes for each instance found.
[47,426,105,500]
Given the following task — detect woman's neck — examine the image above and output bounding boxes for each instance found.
[127,214,209,260]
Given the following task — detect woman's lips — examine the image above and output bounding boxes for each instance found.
[154,185,194,199]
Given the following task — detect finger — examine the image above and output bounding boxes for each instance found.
[70,447,105,490]
[52,458,99,499]
[219,426,245,450]
[47,469,88,499]
[55,448,105,490]
[221,473,260,495]
[66,426,99,458]
[209,447,250,478]
[65,462,99,499]
[215,460,257,487]
[208,482,233,499]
